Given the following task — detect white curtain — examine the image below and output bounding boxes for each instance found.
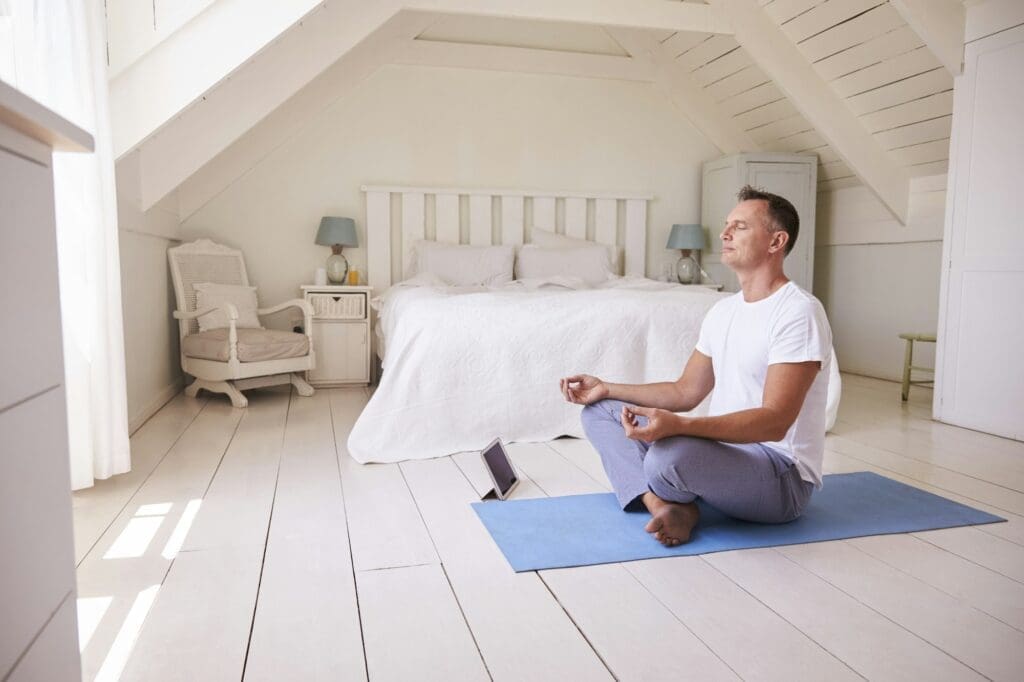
[4,0,131,489]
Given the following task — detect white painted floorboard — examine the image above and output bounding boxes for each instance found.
[401,457,614,681]
[244,389,365,682]
[357,563,489,682]
[72,376,1024,681]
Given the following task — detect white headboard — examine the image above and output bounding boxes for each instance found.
[362,185,653,292]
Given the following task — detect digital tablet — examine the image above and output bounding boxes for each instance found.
[479,437,520,500]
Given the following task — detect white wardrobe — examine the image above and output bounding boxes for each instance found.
[0,81,92,680]
[701,153,818,294]
[935,10,1024,440]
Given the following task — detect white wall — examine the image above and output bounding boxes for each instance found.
[178,64,720,308]
[814,175,946,381]
[116,157,184,431]
[118,230,182,431]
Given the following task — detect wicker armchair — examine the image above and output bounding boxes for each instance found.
[168,239,315,407]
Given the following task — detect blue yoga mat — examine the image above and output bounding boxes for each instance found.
[472,472,1005,572]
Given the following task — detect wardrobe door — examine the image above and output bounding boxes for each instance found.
[935,24,1024,439]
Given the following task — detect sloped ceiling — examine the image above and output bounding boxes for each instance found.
[112,0,965,224]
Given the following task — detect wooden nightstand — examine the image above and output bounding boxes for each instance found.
[301,285,372,386]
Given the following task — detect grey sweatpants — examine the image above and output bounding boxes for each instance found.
[581,399,814,523]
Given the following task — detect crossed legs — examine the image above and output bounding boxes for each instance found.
[581,399,813,545]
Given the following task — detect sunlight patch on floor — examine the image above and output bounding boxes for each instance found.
[162,499,202,559]
[94,584,160,682]
[76,596,113,653]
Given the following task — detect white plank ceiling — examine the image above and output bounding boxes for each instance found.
[662,0,953,191]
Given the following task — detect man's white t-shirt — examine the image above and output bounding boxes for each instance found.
[695,282,833,488]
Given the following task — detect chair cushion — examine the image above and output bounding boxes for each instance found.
[182,328,310,363]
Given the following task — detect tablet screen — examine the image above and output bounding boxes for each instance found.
[482,440,517,495]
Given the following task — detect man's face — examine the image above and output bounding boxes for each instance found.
[720,199,782,271]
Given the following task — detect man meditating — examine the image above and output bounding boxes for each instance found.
[560,186,833,546]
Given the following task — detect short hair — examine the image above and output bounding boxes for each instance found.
[737,185,799,255]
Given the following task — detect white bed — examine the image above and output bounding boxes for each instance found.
[348,184,725,463]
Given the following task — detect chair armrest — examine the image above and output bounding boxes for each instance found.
[259,299,314,354]
[257,298,314,317]
[173,302,239,321]
[173,304,241,365]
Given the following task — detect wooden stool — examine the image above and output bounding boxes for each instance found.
[899,332,936,401]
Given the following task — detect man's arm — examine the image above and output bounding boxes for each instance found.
[606,351,714,411]
[561,350,715,412]
[622,361,819,443]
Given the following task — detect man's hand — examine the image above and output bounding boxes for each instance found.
[621,405,686,442]
[560,375,610,405]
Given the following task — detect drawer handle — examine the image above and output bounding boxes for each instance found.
[332,296,340,302]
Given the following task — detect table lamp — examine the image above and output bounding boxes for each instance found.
[315,216,358,284]
[666,223,708,285]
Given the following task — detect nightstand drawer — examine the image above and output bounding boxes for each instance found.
[308,292,366,320]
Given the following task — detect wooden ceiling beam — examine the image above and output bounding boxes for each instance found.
[394,39,656,82]
[890,0,966,77]
[399,0,734,34]
[709,0,910,223]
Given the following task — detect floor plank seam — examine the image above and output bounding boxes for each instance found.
[75,396,210,569]
[438,561,494,682]
[391,459,498,677]
[829,448,1024,523]
[328,389,370,679]
[844,537,1024,635]
[240,389,293,682]
[355,562,439,574]
[912,532,1024,585]
[397,462,445,562]
[543,441,610,491]
[833,432,1024,496]
[771,546,993,680]
[535,572,620,681]
[619,562,744,681]
[450,455,483,497]
[698,554,868,680]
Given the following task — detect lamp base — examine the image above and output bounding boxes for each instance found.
[326,253,350,284]
[676,255,699,284]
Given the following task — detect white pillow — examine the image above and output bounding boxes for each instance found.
[530,227,620,273]
[193,282,262,332]
[515,245,612,286]
[413,240,514,286]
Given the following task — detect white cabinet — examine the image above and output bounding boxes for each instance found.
[701,153,818,293]
[301,285,372,386]
[0,80,92,681]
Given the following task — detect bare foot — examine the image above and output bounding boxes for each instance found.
[642,492,699,547]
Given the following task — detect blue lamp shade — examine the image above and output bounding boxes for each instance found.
[315,216,358,248]
[666,223,705,251]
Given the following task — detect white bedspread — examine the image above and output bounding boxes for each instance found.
[347,276,726,463]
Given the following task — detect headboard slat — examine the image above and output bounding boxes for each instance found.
[401,192,425,278]
[565,197,587,240]
[594,198,617,248]
[624,199,647,278]
[501,196,524,247]
[469,195,491,246]
[436,194,459,244]
[533,196,556,233]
